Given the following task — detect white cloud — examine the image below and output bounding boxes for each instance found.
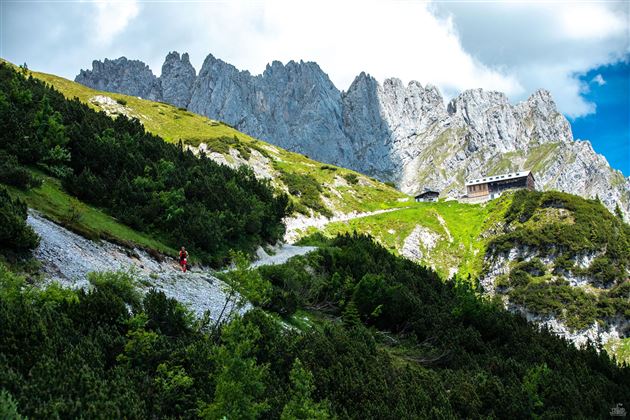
[433,1,629,117]
[157,0,626,116]
[150,0,521,100]
[560,4,625,40]
[3,0,628,119]
[93,0,139,46]
[591,74,606,86]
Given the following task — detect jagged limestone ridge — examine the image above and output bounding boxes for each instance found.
[74,52,630,219]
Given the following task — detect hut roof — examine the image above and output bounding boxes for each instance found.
[465,171,533,187]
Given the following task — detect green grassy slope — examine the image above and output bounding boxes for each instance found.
[301,198,509,279]
[2,172,177,257]
[30,69,408,217]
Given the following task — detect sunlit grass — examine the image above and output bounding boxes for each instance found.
[3,173,176,257]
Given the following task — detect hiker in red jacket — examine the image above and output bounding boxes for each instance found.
[178,247,188,272]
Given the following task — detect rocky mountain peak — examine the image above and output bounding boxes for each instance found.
[74,52,630,219]
[261,58,337,92]
[75,56,162,101]
[522,89,565,123]
[348,71,377,89]
[162,51,193,69]
[447,88,509,116]
[161,51,196,108]
[264,60,285,75]
[527,88,555,106]
[198,53,244,78]
[383,77,405,90]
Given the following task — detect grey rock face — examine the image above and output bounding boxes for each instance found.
[161,52,196,108]
[75,52,630,219]
[76,57,162,101]
[188,55,351,163]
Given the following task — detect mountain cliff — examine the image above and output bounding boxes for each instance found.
[75,52,630,218]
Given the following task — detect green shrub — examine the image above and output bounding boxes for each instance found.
[0,390,25,420]
[342,173,359,185]
[0,152,42,190]
[587,256,622,286]
[509,269,531,288]
[0,188,39,252]
[88,271,142,310]
[280,172,332,218]
[514,259,546,277]
[116,98,127,106]
[143,289,194,337]
[553,254,574,274]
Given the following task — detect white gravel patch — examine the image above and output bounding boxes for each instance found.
[28,212,240,319]
[251,244,317,268]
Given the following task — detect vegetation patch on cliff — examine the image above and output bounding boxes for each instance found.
[486,190,630,331]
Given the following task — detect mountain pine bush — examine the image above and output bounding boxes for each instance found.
[0,188,39,253]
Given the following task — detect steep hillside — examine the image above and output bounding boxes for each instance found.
[298,200,504,280]
[308,191,630,361]
[0,61,288,266]
[75,52,630,219]
[480,190,629,348]
[28,65,408,220]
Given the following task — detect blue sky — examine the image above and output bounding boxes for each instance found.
[0,0,628,175]
[572,60,630,175]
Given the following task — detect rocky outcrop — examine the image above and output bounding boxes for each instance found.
[514,307,627,350]
[401,225,441,263]
[161,52,196,108]
[75,52,630,219]
[76,57,162,101]
[480,246,630,351]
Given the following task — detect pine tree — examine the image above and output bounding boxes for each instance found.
[0,390,25,420]
[342,299,361,329]
[32,95,71,176]
[281,358,331,420]
[200,318,269,419]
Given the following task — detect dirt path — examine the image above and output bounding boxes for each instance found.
[251,244,317,268]
[28,212,234,318]
[27,211,316,319]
